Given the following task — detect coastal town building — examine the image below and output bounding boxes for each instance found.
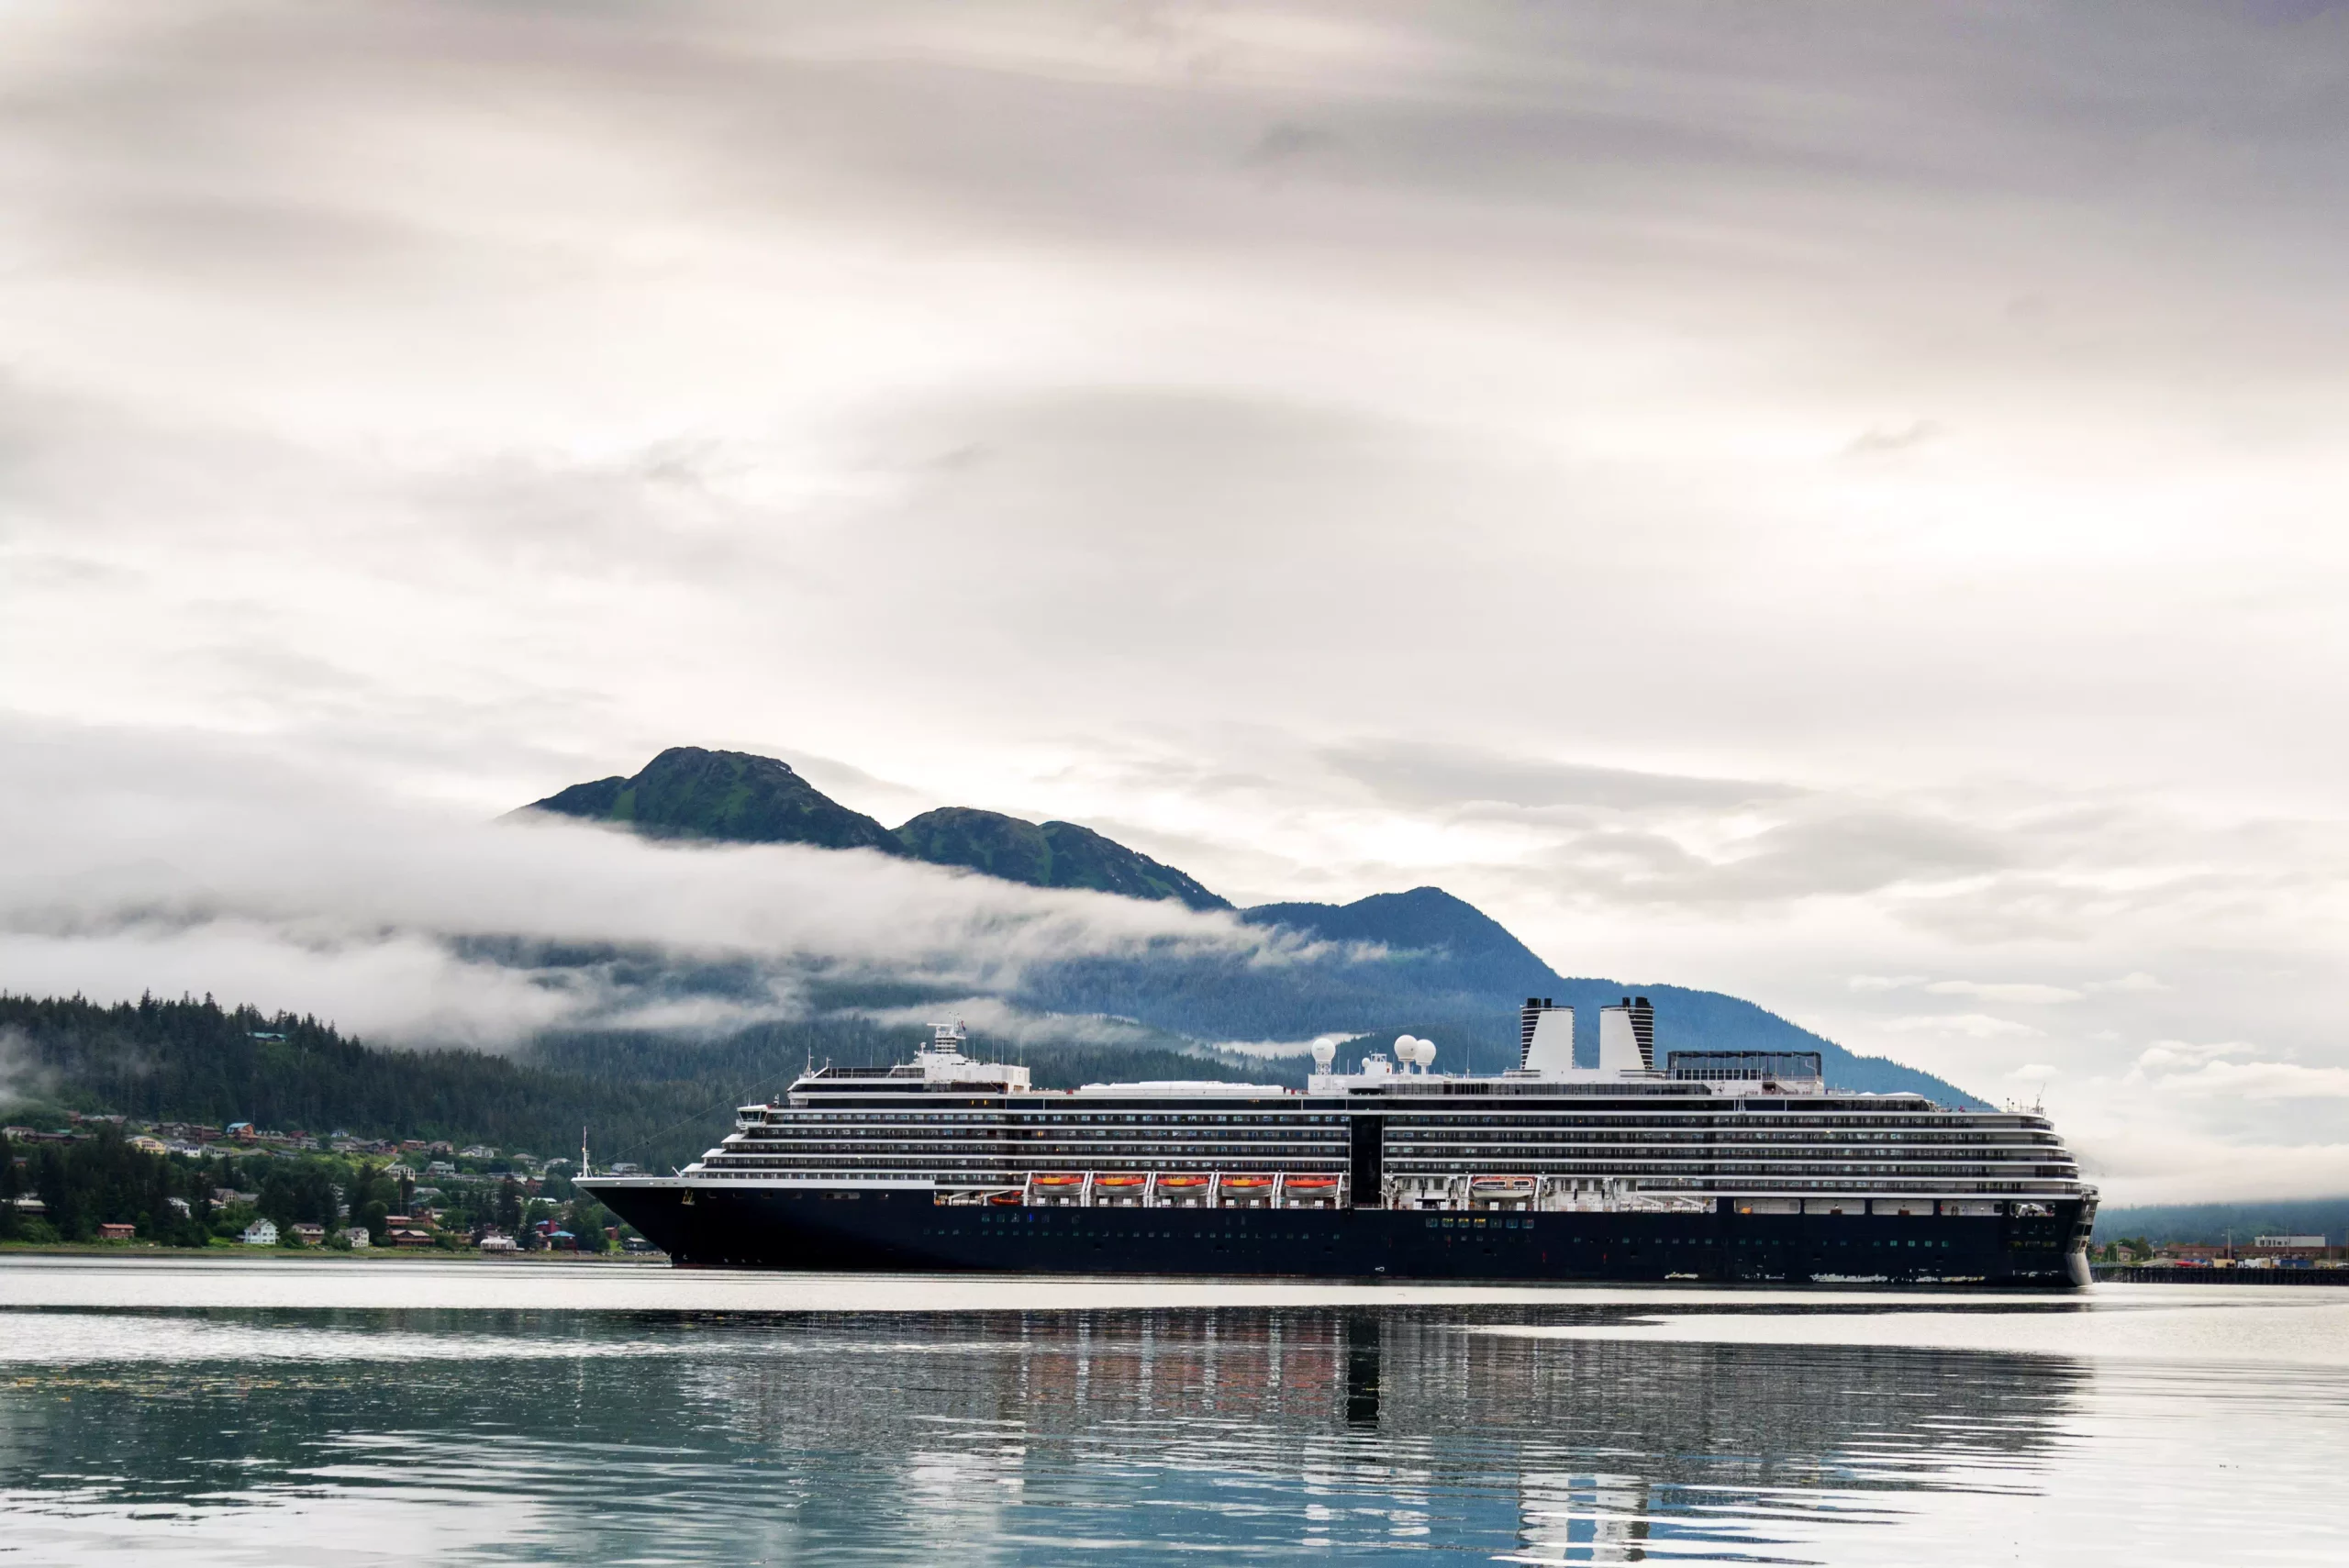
[242,1219,278,1245]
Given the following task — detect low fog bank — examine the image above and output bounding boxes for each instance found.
[0,725,1296,1049]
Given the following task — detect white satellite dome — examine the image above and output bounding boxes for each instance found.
[1310,1039,1338,1069]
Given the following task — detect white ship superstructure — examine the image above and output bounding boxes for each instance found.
[678,1005,2090,1218]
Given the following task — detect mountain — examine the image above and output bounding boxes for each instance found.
[1024,886,1987,1106]
[897,807,1230,911]
[520,747,905,854]
[1243,887,1544,991]
[512,751,1981,1106]
[521,747,1232,908]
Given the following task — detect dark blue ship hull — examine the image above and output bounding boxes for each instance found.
[583,1183,2093,1287]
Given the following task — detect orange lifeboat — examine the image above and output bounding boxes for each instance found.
[1286,1176,1339,1190]
[1221,1175,1274,1190]
[1096,1174,1147,1188]
[1157,1174,1208,1188]
[1031,1173,1085,1187]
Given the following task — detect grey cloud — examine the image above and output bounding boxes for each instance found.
[1242,121,1336,170]
[18,2,2344,366]
[1324,739,1796,813]
[1522,804,2011,910]
[1842,420,1941,458]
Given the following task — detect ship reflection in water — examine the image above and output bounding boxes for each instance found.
[4,1297,2346,1564]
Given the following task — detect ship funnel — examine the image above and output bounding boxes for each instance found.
[1598,997,1656,1073]
[1520,1000,1574,1076]
[1519,997,1559,1068]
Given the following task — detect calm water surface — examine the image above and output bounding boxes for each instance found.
[3,1259,2345,1565]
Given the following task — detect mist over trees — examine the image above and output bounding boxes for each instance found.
[0,994,1287,1175]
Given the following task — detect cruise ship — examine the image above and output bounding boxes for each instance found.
[580,997,2097,1286]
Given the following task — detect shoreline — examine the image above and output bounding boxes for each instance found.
[0,1241,661,1264]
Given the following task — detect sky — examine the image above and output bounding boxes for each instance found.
[3,1,2346,1202]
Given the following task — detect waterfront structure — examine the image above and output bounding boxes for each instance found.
[583,1002,2098,1286]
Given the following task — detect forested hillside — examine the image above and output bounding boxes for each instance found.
[896,806,1229,909]
[2091,1199,2349,1247]
[0,995,1275,1173]
[0,995,731,1170]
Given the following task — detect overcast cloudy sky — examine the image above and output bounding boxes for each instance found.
[4,1,2346,1200]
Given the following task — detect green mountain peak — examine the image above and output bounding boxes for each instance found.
[521,746,906,855]
[897,807,1230,911]
[520,749,1230,910]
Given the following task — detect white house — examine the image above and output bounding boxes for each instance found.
[241,1218,278,1246]
[339,1227,372,1249]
